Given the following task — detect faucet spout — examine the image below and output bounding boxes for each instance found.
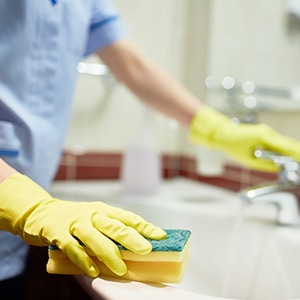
[239,189,300,226]
[239,183,284,202]
[239,150,300,226]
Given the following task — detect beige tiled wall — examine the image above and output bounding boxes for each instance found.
[64,0,190,154]
[204,0,300,138]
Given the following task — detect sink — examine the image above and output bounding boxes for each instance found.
[50,178,300,300]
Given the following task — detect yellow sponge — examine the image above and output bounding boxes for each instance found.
[46,229,191,283]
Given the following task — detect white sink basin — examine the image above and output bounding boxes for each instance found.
[50,178,300,300]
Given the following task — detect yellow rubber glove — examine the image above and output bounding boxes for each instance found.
[189,106,300,172]
[0,173,167,277]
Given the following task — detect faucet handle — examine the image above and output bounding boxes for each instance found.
[254,149,300,185]
[254,149,294,165]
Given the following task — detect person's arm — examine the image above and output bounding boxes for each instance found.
[0,158,16,182]
[97,38,300,172]
[97,38,203,126]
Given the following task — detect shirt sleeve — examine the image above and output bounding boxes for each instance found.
[84,0,128,56]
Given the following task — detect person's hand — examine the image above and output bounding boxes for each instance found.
[189,106,300,172]
[0,173,166,277]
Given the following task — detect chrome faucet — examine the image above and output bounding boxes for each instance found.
[239,149,300,226]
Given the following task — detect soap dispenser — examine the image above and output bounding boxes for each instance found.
[121,107,161,195]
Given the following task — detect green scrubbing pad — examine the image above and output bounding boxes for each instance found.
[143,229,191,251]
[47,229,191,283]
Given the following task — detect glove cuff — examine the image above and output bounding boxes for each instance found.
[0,173,51,235]
[188,106,229,147]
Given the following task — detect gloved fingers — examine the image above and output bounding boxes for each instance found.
[262,130,300,162]
[222,124,294,172]
[233,154,280,172]
[56,236,100,278]
[122,213,167,240]
[97,203,166,240]
[249,160,279,172]
[225,148,279,172]
[71,220,127,276]
[92,214,155,255]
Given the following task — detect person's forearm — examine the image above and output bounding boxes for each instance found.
[98,38,203,126]
[0,159,17,183]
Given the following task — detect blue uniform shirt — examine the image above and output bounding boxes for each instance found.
[0,0,127,280]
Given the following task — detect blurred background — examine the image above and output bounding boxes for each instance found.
[58,0,300,183]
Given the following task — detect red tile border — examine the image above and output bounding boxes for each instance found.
[54,151,279,193]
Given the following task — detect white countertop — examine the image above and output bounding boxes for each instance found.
[75,276,236,300]
[51,177,297,300]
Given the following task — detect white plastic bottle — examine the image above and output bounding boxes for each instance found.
[121,108,161,195]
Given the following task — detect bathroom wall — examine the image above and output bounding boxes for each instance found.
[204,0,300,138]
[207,0,300,87]
[64,0,190,155]
[63,0,300,175]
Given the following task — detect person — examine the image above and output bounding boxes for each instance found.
[1,0,300,298]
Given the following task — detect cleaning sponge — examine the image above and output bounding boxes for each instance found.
[46,229,191,283]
